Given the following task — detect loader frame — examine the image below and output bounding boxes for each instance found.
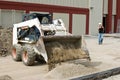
[12,13,90,70]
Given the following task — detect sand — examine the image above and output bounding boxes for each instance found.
[0,75,13,80]
[0,27,120,80]
[0,27,12,56]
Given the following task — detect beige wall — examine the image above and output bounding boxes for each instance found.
[1,0,114,35]
[89,0,103,35]
[14,10,24,23]
[112,0,116,15]
[103,0,116,33]
[0,9,24,27]
[1,10,13,27]
[53,13,69,31]
[72,14,86,35]
[103,0,116,15]
[103,0,108,14]
[30,11,49,14]
[8,0,89,8]
[111,15,116,33]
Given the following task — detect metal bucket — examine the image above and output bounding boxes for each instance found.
[43,35,90,63]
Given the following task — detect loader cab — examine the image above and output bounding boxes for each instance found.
[22,13,52,24]
[17,25,40,44]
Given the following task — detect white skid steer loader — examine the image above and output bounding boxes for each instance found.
[12,13,90,70]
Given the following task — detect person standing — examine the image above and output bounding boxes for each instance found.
[98,23,104,45]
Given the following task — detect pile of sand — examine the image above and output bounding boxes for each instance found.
[0,27,12,56]
[44,62,97,80]
[45,41,90,70]
[0,75,13,80]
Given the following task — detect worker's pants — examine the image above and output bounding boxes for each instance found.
[98,33,103,44]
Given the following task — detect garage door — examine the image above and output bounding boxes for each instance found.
[72,14,86,35]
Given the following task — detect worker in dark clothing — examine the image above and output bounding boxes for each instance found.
[98,23,104,45]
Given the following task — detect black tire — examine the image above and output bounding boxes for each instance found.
[22,45,36,66]
[12,44,22,61]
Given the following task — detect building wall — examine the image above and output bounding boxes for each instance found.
[112,0,116,32]
[112,0,116,15]
[103,0,108,14]
[1,0,118,35]
[14,10,24,23]
[89,0,103,35]
[8,0,89,8]
[103,0,116,15]
[72,14,86,35]
[103,0,117,33]
[0,0,89,35]
[53,13,69,31]
[0,9,24,27]
[0,8,86,35]
[0,9,1,26]
[1,9,13,27]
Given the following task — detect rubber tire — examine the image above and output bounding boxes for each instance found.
[22,45,36,66]
[12,44,22,61]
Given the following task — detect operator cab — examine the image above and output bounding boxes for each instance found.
[17,25,40,44]
[22,13,52,24]
[22,13,55,36]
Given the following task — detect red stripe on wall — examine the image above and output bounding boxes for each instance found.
[86,12,89,34]
[69,13,72,33]
[0,1,89,34]
[114,0,120,33]
[25,10,30,13]
[114,15,117,33]
[106,0,113,33]
[0,1,89,14]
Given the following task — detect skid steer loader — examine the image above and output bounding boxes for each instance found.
[12,13,90,70]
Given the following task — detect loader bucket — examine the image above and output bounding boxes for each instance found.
[42,35,90,64]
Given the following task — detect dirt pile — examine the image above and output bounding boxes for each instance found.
[0,75,13,80]
[44,63,97,80]
[45,41,90,70]
[0,27,12,57]
[46,42,88,61]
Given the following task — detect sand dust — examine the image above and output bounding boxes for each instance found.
[45,41,89,61]
[45,41,90,70]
